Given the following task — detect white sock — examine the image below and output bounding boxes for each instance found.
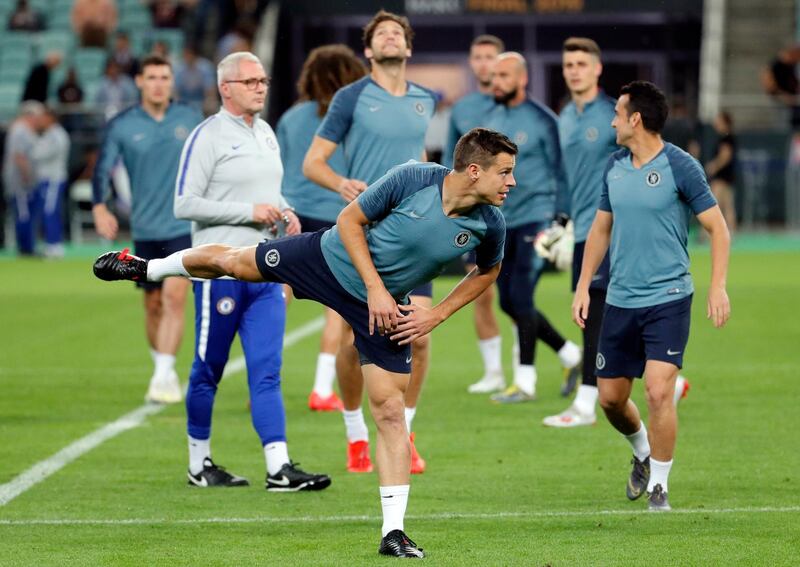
[188,436,210,475]
[149,348,157,364]
[343,408,369,442]
[625,423,651,462]
[478,335,502,375]
[312,352,337,398]
[513,364,537,395]
[648,458,673,493]
[264,441,290,476]
[404,406,416,434]
[558,340,582,368]
[153,352,176,379]
[573,384,598,415]
[147,250,190,280]
[380,485,410,537]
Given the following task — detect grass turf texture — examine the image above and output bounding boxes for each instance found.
[0,249,798,565]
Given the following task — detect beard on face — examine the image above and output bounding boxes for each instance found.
[373,53,406,65]
[494,87,518,105]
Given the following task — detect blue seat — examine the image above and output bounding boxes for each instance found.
[0,82,24,113]
[35,30,75,56]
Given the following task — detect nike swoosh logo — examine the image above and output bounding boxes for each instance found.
[406,355,412,364]
[369,106,381,112]
[408,212,425,219]
[667,349,681,356]
[591,274,604,281]
[133,133,145,141]
[270,475,291,486]
[232,144,243,150]
[189,474,208,487]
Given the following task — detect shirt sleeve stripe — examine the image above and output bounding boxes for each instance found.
[177,115,216,196]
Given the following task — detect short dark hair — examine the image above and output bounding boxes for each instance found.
[563,37,601,59]
[471,34,505,52]
[363,10,414,50]
[297,44,367,116]
[619,81,669,134]
[453,128,518,172]
[139,54,172,73]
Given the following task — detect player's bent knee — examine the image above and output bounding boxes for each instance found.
[411,334,430,353]
[598,391,627,413]
[371,397,406,430]
[644,382,674,409]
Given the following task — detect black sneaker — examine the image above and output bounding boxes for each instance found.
[647,484,671,511]
[187,458,249,487]
[93,248,148,282]
[626,455,650,500]
[379,529,425,558]
[265,461,331,492]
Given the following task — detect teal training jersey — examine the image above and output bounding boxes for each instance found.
[316,76,435,185]
[276,101,347,223]
[321,161,506,303]
[559,93,618,242]
[485,99,567,228]
[92,103,203,240]
[443,91,495,168]
[599,143,717,309]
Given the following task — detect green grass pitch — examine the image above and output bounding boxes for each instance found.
[0,248,798,565]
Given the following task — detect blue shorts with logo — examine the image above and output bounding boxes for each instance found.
[572,240,611,292]
[134,233,192,291]
[596,295,692,379]
[254,231,411,374]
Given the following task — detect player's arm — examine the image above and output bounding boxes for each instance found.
[337,200,401,336]
[173,125,282,226]
[390,262,501,346]
[677,149,731,328]
[302,135,366,202]
[303,86,367,201]
[696,206,731,328]
[91,123,122,240]
[572,210,613,329]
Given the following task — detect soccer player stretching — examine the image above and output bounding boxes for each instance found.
[573,81,730,510]
[94,128,516,556]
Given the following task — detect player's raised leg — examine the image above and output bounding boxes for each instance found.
[94,244,266,283]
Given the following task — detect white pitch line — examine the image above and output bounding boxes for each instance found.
[0,506,798,526]
[0,316,325,508]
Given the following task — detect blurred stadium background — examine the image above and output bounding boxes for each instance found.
[0,0,799,247]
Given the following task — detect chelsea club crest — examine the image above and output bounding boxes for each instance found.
[646,170,661,187]
[265,249,280,267]
[217,297,236,315]
[454,231,471,248]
